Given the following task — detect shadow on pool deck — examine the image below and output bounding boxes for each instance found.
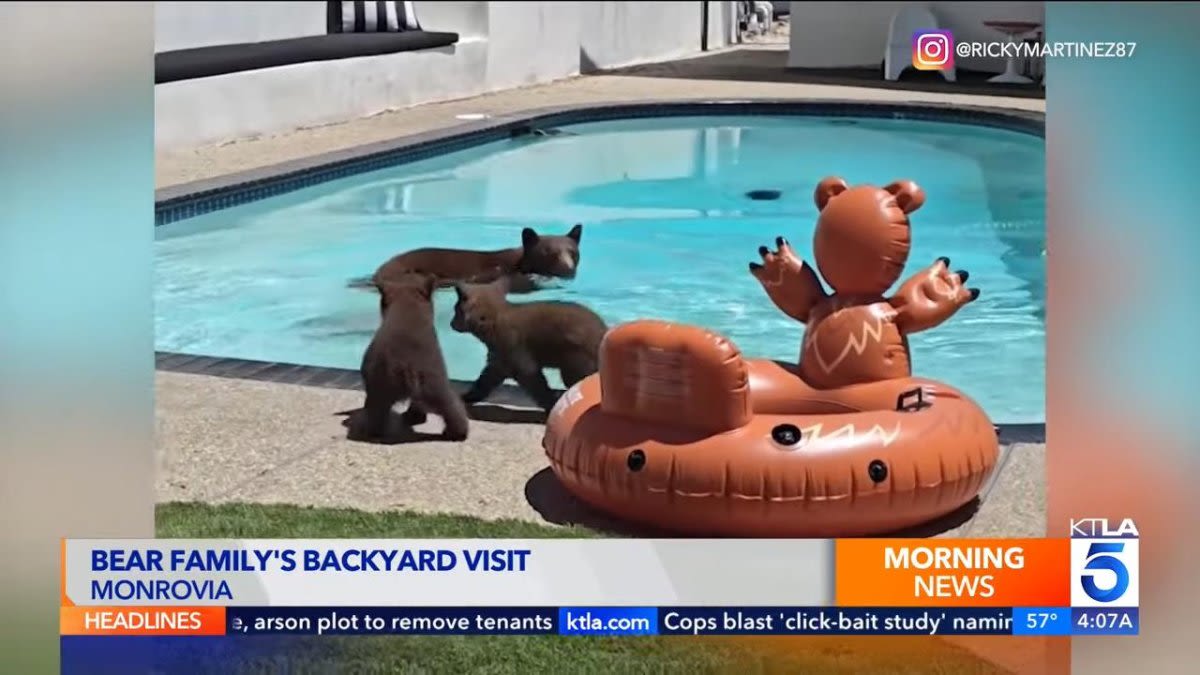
[337,405,547,444]
[600,47,1045,100]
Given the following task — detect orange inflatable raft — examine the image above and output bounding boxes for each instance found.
[543,176,1001,537]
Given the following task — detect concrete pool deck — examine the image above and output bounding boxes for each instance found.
[155,45,1046,540]
[155,370,1044,539]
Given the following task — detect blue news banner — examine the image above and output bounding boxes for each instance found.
[222,606,1138,637]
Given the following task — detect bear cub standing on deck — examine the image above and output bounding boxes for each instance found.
[451,277,608,412]
[358,274,470,441]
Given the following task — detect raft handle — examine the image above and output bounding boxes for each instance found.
[627,449,647,472]
[896,387,931,412]
[771,424,803,447]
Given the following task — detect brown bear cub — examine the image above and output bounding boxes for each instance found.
[358,274,469,441]
[354,224,583,293]
[450,277,608,412]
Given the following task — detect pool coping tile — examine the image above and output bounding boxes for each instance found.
[154,98,1046,432]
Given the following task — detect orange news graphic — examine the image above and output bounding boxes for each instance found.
[60,606,227,636]
[835,539,1071,607]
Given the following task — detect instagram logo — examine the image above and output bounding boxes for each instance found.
[912,30,954,70]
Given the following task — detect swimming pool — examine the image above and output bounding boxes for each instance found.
[156,113,1045,423]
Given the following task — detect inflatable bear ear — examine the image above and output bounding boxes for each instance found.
[814,177,849,210]
[884,180,926,214]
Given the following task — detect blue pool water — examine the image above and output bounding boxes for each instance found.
[156,115,1045,422]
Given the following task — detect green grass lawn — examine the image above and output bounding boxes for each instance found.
[157,502,1004,674]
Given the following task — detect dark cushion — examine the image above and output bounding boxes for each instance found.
[155,31,459,84]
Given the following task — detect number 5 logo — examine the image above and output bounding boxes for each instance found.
[1081,542,1129,603]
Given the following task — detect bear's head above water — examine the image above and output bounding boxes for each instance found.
[517,224,582,281]
[811,176,925,296]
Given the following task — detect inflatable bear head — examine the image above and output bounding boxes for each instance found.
[811,177,926,296]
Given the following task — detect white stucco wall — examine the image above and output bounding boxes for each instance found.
[579,2,706,71]
[156,42,490,151]
[155,1,735,151]
[154,1,327,52]
[419,1,490,40]
[787,1,1044,72]
[484,2,581,90]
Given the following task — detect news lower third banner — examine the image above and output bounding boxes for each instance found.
[61,533,1139,638]
[63,539,832,606]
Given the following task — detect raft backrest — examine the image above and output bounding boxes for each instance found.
[598,320,753,434]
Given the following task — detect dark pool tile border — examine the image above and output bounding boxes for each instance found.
[156,351,1046,442]
[155,98,1044,225]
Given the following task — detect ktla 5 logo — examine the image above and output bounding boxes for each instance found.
[1070,518,1140,607]
[912,30,955,71]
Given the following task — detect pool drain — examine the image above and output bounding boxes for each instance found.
[746,189,782,201]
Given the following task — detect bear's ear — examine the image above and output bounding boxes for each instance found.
[884,180,926,214]
[814,177,849,210]
[567,223,582,242]
[452,281,469,301]
[521,227,540,249]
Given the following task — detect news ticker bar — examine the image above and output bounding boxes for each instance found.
[60,606,1139,637]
